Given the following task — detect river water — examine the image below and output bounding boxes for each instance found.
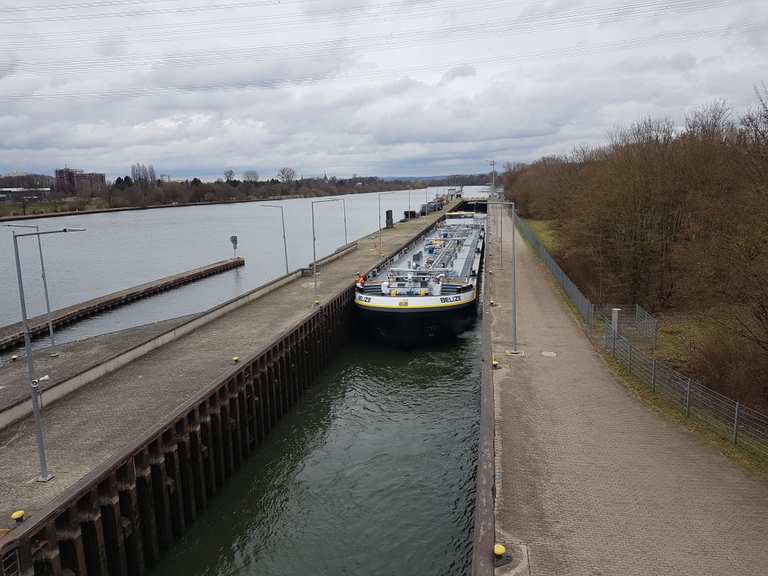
[1,186,487,352]
[151,329,480,576]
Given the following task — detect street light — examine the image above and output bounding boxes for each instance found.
[261,204,289,275]
[377,191,396,256]
[12,227,86,481]
[311,198,348,302]
[3,223,56,347]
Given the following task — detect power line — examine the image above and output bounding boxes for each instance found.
[0,0,732,44]
[0,0,240,11]
[0,0,507,51]
[3,0,738,76]
[1,22,756,102]
[0,0,429,23]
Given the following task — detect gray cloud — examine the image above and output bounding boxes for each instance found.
[440,64,477,84]
[1,0,767,178]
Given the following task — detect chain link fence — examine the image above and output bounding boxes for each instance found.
[514,212,768,460]
[595,304,658,349]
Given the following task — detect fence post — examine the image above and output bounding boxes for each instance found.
[611,308,620,357]
[685,378,692,417]
[651,358,656,392]
[732,402,740,445]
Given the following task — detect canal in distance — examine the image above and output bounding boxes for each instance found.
[150,329,481,576]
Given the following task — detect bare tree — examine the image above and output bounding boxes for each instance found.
[277,167,296,184]
[224,169,235,183]
[243,170,259,182]
[148,165,156,187]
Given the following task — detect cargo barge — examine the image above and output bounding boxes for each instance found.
[354,211,485,345]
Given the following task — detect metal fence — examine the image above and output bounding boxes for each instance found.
[594,304,658,349]
[514,213,768,460]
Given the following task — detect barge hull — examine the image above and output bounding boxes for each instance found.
[355,300,478,346]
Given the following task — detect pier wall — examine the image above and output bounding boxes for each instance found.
[471,200,495,576]
[0,266,302,431]
[0,288,354,576]
[0,258,246,351]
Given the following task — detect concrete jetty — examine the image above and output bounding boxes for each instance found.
[487,203,768,575]
[0,200,460,575]
[0,258,245,351]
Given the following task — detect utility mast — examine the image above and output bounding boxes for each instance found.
[489,160,496,192]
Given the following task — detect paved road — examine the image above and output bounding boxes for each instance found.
[0,204,457,526]
[489,205,768,575]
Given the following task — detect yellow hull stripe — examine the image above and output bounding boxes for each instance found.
[354,295,477,310]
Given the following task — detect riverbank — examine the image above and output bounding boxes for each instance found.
[0,185,430,222]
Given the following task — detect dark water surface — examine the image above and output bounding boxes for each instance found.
[151,330,480,576]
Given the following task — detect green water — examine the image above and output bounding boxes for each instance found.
[151,330,480,576]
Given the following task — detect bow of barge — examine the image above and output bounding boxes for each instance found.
[354,211,486,345]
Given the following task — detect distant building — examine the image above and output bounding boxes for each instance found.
[55,168,106,197]
[0,187,51,202]
[0,173,55,189]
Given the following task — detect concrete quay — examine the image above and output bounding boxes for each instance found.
[0,317,196,423]
[0,257,245,352]
[0,200,460,576]
[487,204,768,575]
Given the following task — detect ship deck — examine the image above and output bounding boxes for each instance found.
[368,213,486,284]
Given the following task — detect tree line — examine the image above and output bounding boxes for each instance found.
[503,88,768,410]
[100,168,428,208]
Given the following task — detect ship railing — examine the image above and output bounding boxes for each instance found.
[388,267,451,275]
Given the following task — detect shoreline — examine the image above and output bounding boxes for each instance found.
[0,186,432,223]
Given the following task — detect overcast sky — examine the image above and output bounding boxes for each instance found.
[0,0,766,180]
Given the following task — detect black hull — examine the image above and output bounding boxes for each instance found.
[354,302,478,347]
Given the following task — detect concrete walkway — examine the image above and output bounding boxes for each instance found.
[488,205,768,575]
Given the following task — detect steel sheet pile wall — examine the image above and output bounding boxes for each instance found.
[471,245,494,576]
[0,287,354,576]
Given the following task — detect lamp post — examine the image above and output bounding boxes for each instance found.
[311,198,348,302]
[261,204,289,275]
[12,227,86,481]
[489,160,496,193]
[3,223,56,347]
[377,191,395,256]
